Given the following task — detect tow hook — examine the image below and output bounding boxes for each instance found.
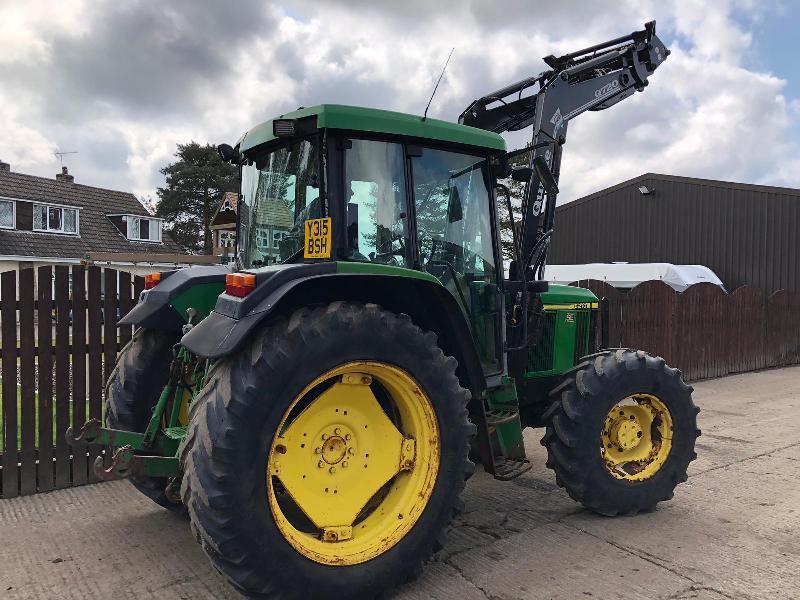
[65,418,103,446]
[93,446,136,481]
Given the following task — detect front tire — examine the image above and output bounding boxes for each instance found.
[180,302,475,599]
[542,349,700,516]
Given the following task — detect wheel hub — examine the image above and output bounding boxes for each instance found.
[600,393,673,481]
[320,433,349,465]
[609,415,643,451]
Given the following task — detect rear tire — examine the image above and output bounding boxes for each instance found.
[541,349,700,516]
[105,328,184,513]
[180,302,475,599]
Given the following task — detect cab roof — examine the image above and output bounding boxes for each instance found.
[239,104,506,154]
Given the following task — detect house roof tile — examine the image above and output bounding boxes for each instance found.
[0,169,186,258]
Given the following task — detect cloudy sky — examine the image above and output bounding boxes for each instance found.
[1,0,798,208]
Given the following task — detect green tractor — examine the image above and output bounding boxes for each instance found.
[68,22,699,599]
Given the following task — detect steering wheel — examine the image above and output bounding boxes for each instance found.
[371,232,406,264]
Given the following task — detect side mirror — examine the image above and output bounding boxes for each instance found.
[510,167,533,182]
[533,156,559,194]
[217,143,238,164]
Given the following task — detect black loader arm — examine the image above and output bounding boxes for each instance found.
[460,21,668,268]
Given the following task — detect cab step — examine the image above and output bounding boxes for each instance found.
[485,408,520,427]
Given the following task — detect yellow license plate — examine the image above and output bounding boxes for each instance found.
[304,217,332,259]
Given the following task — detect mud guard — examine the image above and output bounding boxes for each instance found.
[118,265,232,331]
[180,264,486,400]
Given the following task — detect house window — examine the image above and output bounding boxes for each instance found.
[219,230,236,248]
[0,199,14,229]
[126,216,163,242]
[255,225,271,250]
[33,203,79,234]
[273,230,288,249]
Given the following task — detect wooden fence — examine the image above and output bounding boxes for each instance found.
[0,266,141,499]
[575,280,800,381]
[2,270,800,499]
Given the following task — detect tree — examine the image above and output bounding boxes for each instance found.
[155,142,238,253]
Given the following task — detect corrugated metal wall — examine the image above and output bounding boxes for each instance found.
[549,173,800,292]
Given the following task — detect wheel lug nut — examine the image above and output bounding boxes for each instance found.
[314,447,322,454]
[334,428,341,436]
[329,467,336,474]
[345,434,352,441]
[347,448,355,455]
[342,461,348,468]
[318,461,324,468]
[322,433,328,440]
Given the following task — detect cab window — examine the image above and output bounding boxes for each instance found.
[344,140,410,267]
[239,138,320,267]
[411,147,500,372]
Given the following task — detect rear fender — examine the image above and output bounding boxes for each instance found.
[118,265,231,331]
[181,268,486,398]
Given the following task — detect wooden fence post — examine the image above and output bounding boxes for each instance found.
[18,269,36,495]
[1,270,18,498]
[53,266,71,488]
[71,266,88,486]
[87,266,103,482]
[36,266,54,492]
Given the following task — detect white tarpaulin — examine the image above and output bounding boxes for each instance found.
[544,263,726,293]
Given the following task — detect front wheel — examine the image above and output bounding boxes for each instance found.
[541,349,700,516]
[180,302,475,599]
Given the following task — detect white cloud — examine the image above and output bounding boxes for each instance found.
[0,0,797,207]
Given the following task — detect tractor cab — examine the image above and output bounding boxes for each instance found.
[231,104,509,373]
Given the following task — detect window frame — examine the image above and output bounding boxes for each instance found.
[340,136,413,267]
[334,132,503,284]
[0,197,16,230]
[32,201,80,235]
[238,133,326,267]
[109,214,164,243]
[219,229,236,249]
[272,229,288,249]
[409,144,505,376]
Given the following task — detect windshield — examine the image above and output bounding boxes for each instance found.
[239,138,321,267]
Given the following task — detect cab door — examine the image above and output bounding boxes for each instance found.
[409,147,503,374]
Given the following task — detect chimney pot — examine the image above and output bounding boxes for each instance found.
[56,166,74,183]
[0,160,9,172]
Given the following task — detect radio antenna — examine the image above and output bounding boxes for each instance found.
[422,47,455,121]
[54,150,78,167]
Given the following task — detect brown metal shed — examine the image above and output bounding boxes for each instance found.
[548,173,800,293]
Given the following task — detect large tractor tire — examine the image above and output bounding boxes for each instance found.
[180,302,475,599]
[542,349,700,516]
[105,328,184,513]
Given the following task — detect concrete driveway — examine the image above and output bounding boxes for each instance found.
[1,366,799,599]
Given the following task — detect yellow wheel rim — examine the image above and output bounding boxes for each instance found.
[600,393,673,481]
[266,361,440,566]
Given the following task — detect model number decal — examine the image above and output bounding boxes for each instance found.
[595,80,620,98]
